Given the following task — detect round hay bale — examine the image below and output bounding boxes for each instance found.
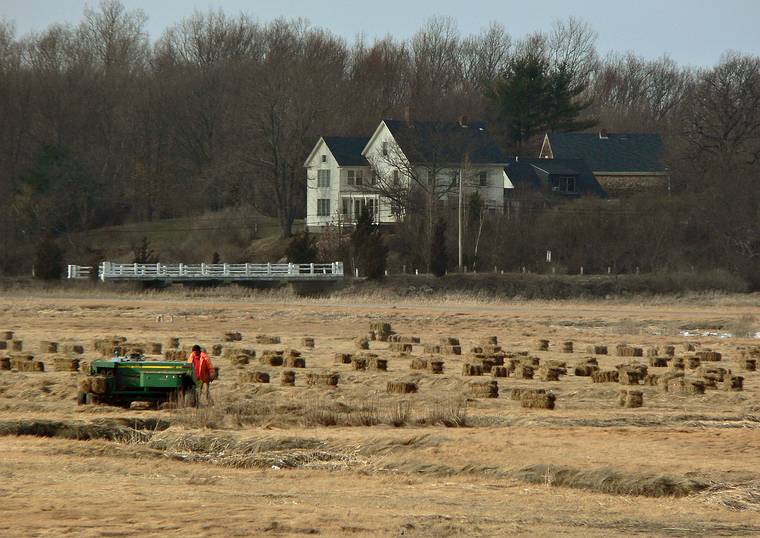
[427,360,444,374]
[306,373,339,387]
[618,389,643,408]
[537,339,550,351]
[281,370,296,386]
[387,381,417,394]
[334,352,352,364]
[166,337,180,349]
[11,340,23,352]
[468,380,498,398]
[285,356,306,368]
[40,341,58,353]
[301,337,315,348]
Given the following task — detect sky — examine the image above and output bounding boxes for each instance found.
[1,0,759,67]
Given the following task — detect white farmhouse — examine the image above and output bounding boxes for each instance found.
[305,117,513,231]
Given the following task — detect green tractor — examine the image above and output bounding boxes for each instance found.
[78,354,214,408]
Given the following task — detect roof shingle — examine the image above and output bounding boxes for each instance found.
[546,132,667,173]
[323,136,370,166]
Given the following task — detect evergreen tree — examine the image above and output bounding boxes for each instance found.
[285,231,318,263]
[34,235,64,280]
[351,206,387,279]
[430,218,447,277]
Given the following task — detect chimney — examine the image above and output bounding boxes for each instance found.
[404,106,412,126]
[599,129,609,139]
[458,115,469,127]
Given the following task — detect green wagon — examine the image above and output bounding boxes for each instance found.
[78,355,216,408]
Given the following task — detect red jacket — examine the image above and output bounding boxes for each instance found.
[187,351,215,383]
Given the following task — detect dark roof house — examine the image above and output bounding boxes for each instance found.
[505,158,607,198]
[539,131,669,196]
[321,136,370,166]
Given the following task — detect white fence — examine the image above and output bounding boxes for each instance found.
[66,262,344,282]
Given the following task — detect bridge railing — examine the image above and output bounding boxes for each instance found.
[66,262,344,281]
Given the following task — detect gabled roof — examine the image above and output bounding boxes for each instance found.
[545,132,667,173]
[381,119,507,165]
[505,158,607,197]
[322,136,370,166]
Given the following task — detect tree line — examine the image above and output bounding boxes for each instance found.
[0,2,758,286]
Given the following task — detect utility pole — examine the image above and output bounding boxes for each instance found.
[458,167,463,272]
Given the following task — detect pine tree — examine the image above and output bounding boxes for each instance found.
[286,231,318,263]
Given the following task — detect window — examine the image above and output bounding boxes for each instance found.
[366,198,377,219]
[347,170,355,186]
[551,175,577,194]
[382,142,388,156]
[479,171,488,187]
[355,170,364,186]
[317,199,331,216]
[370,170,378,185]
[317,169,330,188]
[392,170,400,186]
[341,198,350,218]
[321,154,327,163]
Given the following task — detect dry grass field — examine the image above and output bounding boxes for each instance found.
[1,290,759,536]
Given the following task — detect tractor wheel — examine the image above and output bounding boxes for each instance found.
[76,391,87,406]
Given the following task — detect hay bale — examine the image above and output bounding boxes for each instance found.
[617,363,647,378]
[741,358,757,371]
[211,344,223,356]
[685,379,706,394]
[721,375,744,391]
[0,357,10,370]
[440,337,460,346]
[573,363,599,377]
[39,341,58,353]
[687,356,701,369]
[256,335,280,345]
[62,344,84,355]
[684,342,697,352]
[166,337,180,349]
[369,322,393,339]
[468,380,498,398]
[0,341,6,350]
[618,389,644,408]
[306,373,340,386]
[79,360,90,374]
[462,363,484,376]
[223,347,255,359]
[1,331,13,340]
[259,352,284,367]
[591,370,619,383]
[224,331,243,342]
[537,339,550,351]
[368,358,387,371]
[648,357,668,367]
[351,357,368,371]
[407,357,426,370]
[387,381,417,394]
[164,349,186,361]
[53,357,80,372]
[367,330,377,341]
[663,345,676,356]
[78,377,92,393]
[561,341,574,353]
[658,372,685,393]
[239,371,270,383]
[333,353,352,364]
[646,347,660,358]
[11,340,23,352]
[539,367,561,382]
[482,336,498,345]
[442,345,462,355]
[428,360,444,374]
[696,366,728,382]
[355,337,370,350]
[230,354,250,366]
[423,344,442,354]
[281,370,296,386]
[389,342,413,353]
[618,369,641,385]
[643,373,660,386]
[669,358,685,371]
[149,342,163,355]
[90,376,108,395]
[285,356,306,368]
[520,392,556,409]
[585,345,608,355]
[696,350,721,362]
[491,366,509,378]
[509,388,544,401]
[301,337,315,348]
[513,364,534,379]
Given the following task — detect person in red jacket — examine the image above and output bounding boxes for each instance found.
[187,345,216,405]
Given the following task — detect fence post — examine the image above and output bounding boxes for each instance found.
[310,263,314,275]
[223,263,229,276]
[267,262,271,276]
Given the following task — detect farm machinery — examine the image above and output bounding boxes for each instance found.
[78,354,214,408]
